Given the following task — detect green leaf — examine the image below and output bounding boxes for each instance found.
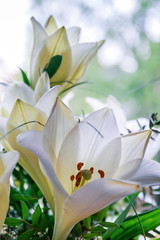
[72,223,82,236]
[110,207,160,240]
[83,216,91,229]
[43,55,62,79]
[5,217,23,226]
[91,226,105,233]
[83,233,98,239]
[32,204,42,226]
[100,222,119,228]
[39,213,48,231]
[102,200,132,239]
[20,200,29,220]
[18,229,36,240]
[11,193,36,201]
[20,68,30,86]
[97,206,109,222]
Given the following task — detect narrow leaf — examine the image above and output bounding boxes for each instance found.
[20,200,29,220]
[72,223,82,236]
[101,222,120,228]
[11,194,36,201]
[5,217,23,226]
[18,229,36,240]
[97,206,109,222]
[20,68,30,86]
[83,216,91,229]
[83,233,98,239]
[32,204,42,226]
[110,207,160,240]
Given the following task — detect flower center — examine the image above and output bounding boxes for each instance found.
[70,162,105,192]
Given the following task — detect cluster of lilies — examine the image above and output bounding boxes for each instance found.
[0,16,160,240]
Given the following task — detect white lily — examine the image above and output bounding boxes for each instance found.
[0,73,61,213]
[17,97,160,240]
[1,72,59,118]
[0,150,19,231]
[30,16,104,92]
[86,95,160,159]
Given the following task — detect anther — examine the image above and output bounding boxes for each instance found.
[77,162,84,171]
[76,176,82,187]
[76,171,82,180]
[98,170,105,178]
[90,167,94,174]
[70,175,75,181]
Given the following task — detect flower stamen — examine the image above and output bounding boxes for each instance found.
[70,175,74,181]
[90,167,94,174]
[98,170,105,178]
[77,162,84,171]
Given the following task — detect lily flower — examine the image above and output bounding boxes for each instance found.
[1,72,59,118]
[30,16,104,92]
[0,150,19,231]
[86,95,160,159]
[17,98,160,240]
[0,74,61,213]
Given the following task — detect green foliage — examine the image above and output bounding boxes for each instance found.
[20,200,29,220]
[18,229,36,240]
[110,207,160,240]
[32,204,42,226]
[20,68,30,86]
[43,55,62,79]
[5,217,23,226]
[83,216,91,229]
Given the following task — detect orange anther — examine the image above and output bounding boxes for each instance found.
[90,167,94,174]
[75,177,82,187]
[77,162,84,171]
[76,171,82,180]
[70,175,75,181]
[98,170,105,178]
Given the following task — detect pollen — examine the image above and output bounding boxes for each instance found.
[77,162,84,171]
[98,170,105,178]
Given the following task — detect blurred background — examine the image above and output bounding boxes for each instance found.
[0,0,160,119]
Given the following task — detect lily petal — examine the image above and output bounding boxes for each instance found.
[36,85,60,116]
[0,151,19,231]
[31,27,71,88]
[114,158,142,179]
[34,72,50,102]
[1,82,35,118]
[53,178,140,240]
[68,41,104,82]
[43,98,77,161]
[7,100,55,212]
[45,15,58,35]
[106,95,127,133]
[83,107,120,140]
[30,17,47,73]
[67,27,81,46]
[120,130,151,165]
[0,115,7,135]
[129,159,160,186]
